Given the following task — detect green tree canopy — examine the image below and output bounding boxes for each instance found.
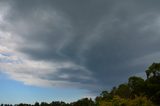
[146,63,160,78]
[128,76,145,96]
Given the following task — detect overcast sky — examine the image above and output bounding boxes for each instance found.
[0,0,160,104]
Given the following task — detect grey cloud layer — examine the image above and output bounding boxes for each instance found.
[1,0,160,93]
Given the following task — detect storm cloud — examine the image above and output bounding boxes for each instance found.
[1,0,160,94]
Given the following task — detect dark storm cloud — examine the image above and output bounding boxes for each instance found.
[2,0,160,92]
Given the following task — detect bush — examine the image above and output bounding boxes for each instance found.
[98,96,154,106]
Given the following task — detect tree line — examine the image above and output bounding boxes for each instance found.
[1,62,160,106]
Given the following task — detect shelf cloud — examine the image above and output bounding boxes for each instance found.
[1,0,160,94]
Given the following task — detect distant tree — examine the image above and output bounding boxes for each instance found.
[72,98,95,106]
[4,104,9,106]
[34,102,39,106]
[40,102,48,106]
[50,101,66,106]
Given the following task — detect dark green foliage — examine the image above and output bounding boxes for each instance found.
[128,76,145,96]
[96,62,160,105]
[100,91,109,98]
[115,84,131,98]
[146,63,160,78]
[34,102,39,106]
[50,101,67,106]
[110,87,117,96]
[71,98,95,106]
[97,96,154,106]
[16,104,31,106]
[145,76,160,104]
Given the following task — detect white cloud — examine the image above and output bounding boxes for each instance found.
[0,48,93,87]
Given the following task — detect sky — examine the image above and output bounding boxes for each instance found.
[0,0,160,104]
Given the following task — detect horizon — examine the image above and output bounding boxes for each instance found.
[0,0,160,104]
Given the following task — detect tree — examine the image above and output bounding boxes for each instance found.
[98,96,155,106]
[100,91,109,98]
[50,101,66,106]
[145,76,160,104]
[110,87,117,97]
[144,63,160,105]
[40,102,48,106]
[128,76,145,96]
[146,63,160,78]
[115,84,131,98]
[72,98,95,106]
[34,102,39,106]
